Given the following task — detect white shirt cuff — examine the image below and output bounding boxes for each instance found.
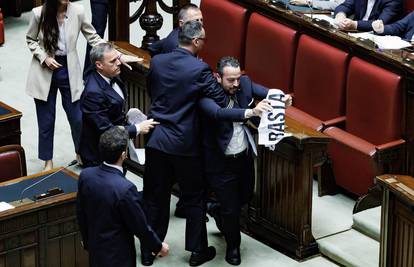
[134,124,141,136]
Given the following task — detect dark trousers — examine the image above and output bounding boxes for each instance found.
[207,152,255,249]
[142,147,208,254]
[84,1,108,80]
[34,56,82,161]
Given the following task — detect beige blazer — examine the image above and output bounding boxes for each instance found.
[26,2,103,102]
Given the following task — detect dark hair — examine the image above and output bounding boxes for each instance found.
[98,127,129,164]
[217,57,240,77]
[178,4,200,21]
[179,20,203,46]
[39,0,60,54]
[90,43,114,65]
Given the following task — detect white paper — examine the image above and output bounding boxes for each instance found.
[127,108,147,125]
[258,89,291,150]
[0,201,15,212]
[305,14,338,28]
[348,32,412,49]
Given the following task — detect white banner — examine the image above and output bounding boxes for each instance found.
[258,89,291,150]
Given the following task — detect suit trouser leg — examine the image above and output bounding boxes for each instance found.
[84,1,108,79]
[173,155,208,252]
[59,84,82,154]
[142,148,173,256]
[34,86,58,161]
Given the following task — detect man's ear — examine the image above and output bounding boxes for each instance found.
[95,61,103,71]
[214,72,221,83]
[121,151,127,161]
[178,20,184,28]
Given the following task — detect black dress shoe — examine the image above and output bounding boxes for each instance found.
[225,247,241,266]
[189,246,216,266]
[141,253,155,266]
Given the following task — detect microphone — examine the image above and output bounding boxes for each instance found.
[306,0,314,20]
[19,160,78,202]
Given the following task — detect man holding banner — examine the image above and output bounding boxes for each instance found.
[198,57,291,265]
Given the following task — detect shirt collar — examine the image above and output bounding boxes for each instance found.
[103,161,124,174]
[98,72,112,85]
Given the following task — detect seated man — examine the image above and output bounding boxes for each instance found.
[76,127,169,267]
[79,43,158,167]
[334,0,403,31]
[289,0,344,11]
[372,12,414,41]
[199,57,290,265]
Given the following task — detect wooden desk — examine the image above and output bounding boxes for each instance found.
[246,116,330,259]
[376,174,414,267]
[0,168,88,267]
[0,101,22,146]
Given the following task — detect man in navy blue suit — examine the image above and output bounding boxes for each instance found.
[198,57,287,265]
[77,126,169,267]
[372,11,414,41]
[141,21,227,266]
[79,43,158,167]
[148,3,203,57]
[334,0,402,31]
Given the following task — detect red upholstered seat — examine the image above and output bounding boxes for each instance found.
[324,58,404,196]
[287,35,348,130]
[244,13,297,93]
[0,145,27,182]
[0,9,4,45]
[199,0,247,69]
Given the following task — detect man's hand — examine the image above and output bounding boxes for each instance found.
[289,0,310,6]
[118,54,143,71]
[137,119,159,134]
[158,242,169,257]
[337,17,357,31]
[284,95,292,107]
[252,99,273,117]
[44,57,62,70]
[372,20,384,33]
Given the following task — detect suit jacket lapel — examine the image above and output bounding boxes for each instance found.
[95,72,125,104]
[359,0,368,19]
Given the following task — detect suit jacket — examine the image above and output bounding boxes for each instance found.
[79,71,137,164]
[26,2,103,102]
[77,164,162,267]
[383,11,414,41]
[146,47,227,156]
[334,0,403,31]
[147,27,179,57]
[313,0,344,11]
[198,76,268,173]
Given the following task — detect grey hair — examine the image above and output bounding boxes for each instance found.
[178,4,199,22]
[179,20,203,46]
[90,43,114,65]
[217,57,240,77]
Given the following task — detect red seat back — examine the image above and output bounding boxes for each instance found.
[199,0,248,70]
[293,35,348,120]
[0,145,27,182]
[245,13,297,93]
[346,58,402,145]
[0,9,4,45]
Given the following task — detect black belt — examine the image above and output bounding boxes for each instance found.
[225,149,247,159]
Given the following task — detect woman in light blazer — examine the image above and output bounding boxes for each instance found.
[26,0,104,170]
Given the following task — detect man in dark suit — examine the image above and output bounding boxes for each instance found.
[334,0,403,31]
[199,57,283,265]
[372,11,414,41]
[148,3,203,57]
[79,43,158,167]
[84,0,108,79]
[76,126,169,267]
[141,21,226,266]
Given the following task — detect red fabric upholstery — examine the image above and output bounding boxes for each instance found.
[244,13,297,93]
[325,127,377,196]
[324,58,403,195]
[346,58,402,145]
[0,145,27,182]
[292,35,348,122]
[199,0,247,70]
[0,9,4,45]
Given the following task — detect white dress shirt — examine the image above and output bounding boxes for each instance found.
[98,72,125,100]
[362,0,376,21]
[103,161,124,174]
[55,20,67,56]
